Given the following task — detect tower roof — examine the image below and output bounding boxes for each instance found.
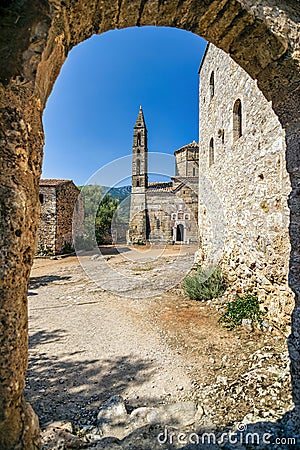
[134,105,147,130]
[174,140,199,155]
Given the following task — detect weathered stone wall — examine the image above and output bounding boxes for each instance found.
[172,178,199,227]
[175,144,199,177]
[37,181,83,254]
[56,181,81,253]
[199,43,293,328]
[146,181,198,244]
[37,186,56,254]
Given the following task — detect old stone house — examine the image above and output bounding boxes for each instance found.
[198,43,293,326]
[37,179,83,254]
[128,107,199,245]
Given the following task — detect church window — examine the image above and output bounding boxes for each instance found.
[209,71,215,99]
[185,214,190,220]
[233,99,242,141]
[137,132,141,146]
[39,193,44,204]
[136,159,141,175]
[156,218,160,230]
[136,180,140,187]
[137,149,140,154]
[171,213,176,220]
[193,167,196,176]
[209,137,214,167]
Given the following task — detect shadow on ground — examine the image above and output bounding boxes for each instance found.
[26,328,156,427]
[113,413,299,449]
[28,332,299,449]
[29,275,72,292]
[99,246,131,255]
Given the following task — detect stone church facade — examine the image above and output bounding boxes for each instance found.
[128,107,199,245]
[198,43,293,326]
[37,179,83,254]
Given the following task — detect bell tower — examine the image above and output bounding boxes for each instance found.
[132,105,148,189]
[128,106,148,244]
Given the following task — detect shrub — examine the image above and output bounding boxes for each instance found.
[182,266,226,301]
[62,242,74,254]
[219,293,266,330]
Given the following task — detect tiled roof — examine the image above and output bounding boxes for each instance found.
[174,141,199,155]
[147,181,173,192]
[39,179,73,187]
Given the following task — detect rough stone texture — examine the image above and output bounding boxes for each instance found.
[0,1,300,448]
[146,181,199,244]
[37,179,83,254]
[199,43,293,328]
[128,108,199,244]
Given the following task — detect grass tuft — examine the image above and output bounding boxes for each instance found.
[182,266,226,301]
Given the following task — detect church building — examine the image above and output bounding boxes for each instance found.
[128,107,199,245]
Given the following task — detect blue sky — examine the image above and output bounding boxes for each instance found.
[42,26,207,185]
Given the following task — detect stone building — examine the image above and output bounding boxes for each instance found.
[128,107,199,245]
[37,179,83,254]
[198,43,293,326]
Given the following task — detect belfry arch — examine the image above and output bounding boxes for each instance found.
[0,1,300,448]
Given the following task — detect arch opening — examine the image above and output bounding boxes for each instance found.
[209,137,214,167]
[0,2,300,448]
[233,98,242,141]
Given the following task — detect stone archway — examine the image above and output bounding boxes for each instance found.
[0,1,299,448]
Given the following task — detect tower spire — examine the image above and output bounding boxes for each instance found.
[135,105,147,130]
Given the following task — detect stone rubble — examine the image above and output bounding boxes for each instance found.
[41,393,299,449]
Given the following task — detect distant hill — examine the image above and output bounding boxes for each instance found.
[78,185,131,203]
[103,185,131,203]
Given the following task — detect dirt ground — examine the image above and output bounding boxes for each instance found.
[26,248,293,434]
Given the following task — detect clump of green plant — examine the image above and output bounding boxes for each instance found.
[219,293,266,330]
[182,267,226,301]
[62,242,74,254]
[260,200,270,213]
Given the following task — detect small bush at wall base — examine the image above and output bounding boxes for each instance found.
[219,293,266,330]
[182,267,226,301]
[62,242,74,254]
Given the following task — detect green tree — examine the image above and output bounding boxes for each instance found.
[76,185,103,250]
[76,186,119,248]
[95,194,119,244]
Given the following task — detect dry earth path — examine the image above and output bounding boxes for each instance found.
[27,252,193,428]
[26,249,295,448]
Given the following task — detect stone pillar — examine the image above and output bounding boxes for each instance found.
[286,126,300,417]
[0,92,42,449]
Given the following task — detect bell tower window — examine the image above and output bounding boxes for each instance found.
[136,159,141,175]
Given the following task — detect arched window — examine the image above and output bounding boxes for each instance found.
[233,99,242,141]
[209,71,215,99]
[136,158,141,175]
[136,179,140,187]
[137,132,141,146]
[209,137,214,167]
[39,193,44,204]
